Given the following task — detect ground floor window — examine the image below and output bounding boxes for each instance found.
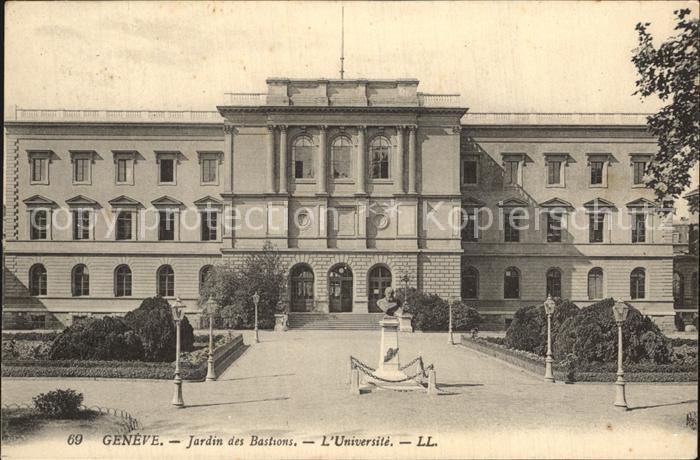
[504,267,520,299]
[157,265,175,297]
[630,267,646,300]
[115,265,132,297]
[71,264,89,297]
[588,267,603,299]
[291,264,314,312]
[29,264,47,296]
[462,266,478,299]
[546,268,562,298]
[368,266,392,312]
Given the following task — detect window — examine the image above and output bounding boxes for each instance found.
[116,211,133,240]
[589,213,604,243]
[505,208,525,242]
[504,267,520,299]
[546,269,562,298]
[201,159,217,184]
[462,266,479,299]
[461,208,479,242]
[72,210,91,240]
[115,265,132,297]
[71,265,90,297]
[293,136,314,179]
[29,264,47,296]
[673,272,684,304]
[157,265,175,297]
[590,161,604,185]
[116,159,128,183]
[547,212,562,243]
[331,136,353,179]
[588,268,604,300]
[504,161,519,186]
[633,161,646,185]
[291,264,315,312]
[158,210,175,241]
[74,158,90,183]
[370,137,390,179]
[30,210,48,240]
[199,265,213,295]
[368,266,392,313]
[630,268,646,299]
[113,152,136,185]
[547,161,562,186]
[462,157,478,185]
[631,213,646,243]
[693,272,699,304]
[200,211,218,241]
[31,158,47,183]
[160,159,174,183]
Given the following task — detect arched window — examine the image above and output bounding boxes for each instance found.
[588,267,604,300]
[329,264,353,312]
[114,265,132,297]
[368,266,392,312]
[157,265,175,297]
[29,264,47,296]
[199,265,213,295]
[630,268,646,300]
[546,268,562,298]
[71,264,89,297]
[673,272,684,304]
[462,266,479,299]
[504,267,520,299]
[293,136,314,179]
[369,137,390,179]
[331,136,353,179]
[291,264,314,312]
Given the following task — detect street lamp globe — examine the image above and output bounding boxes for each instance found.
[252,292,260,306]
[613,299,629,324]
[543,295,556,316]
[206,296,217,315]
[171,297,185,321]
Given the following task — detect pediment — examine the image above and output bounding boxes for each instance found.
[583,198,616,209]
[108,195,143,208]
[151,195,184,208]
[626,198,656,209]
[498,198,529,207]
[193,195,223,207]
[65,195,100,208]
[539,197,574,209]
[23,195,57,208]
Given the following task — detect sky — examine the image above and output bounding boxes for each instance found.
[3,1,699,211]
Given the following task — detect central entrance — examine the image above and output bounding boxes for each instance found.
[329,264,353,312]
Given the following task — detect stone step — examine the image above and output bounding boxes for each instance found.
[288,313,385,330]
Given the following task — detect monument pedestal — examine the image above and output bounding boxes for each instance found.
[398,313,413,332]
[363,317,421,391]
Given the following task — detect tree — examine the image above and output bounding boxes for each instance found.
[632,9,700,213]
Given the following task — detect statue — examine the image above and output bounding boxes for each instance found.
[376,287,403,317]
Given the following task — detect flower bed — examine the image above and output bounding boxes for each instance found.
[461,335,698,382]
[2,334,244,380]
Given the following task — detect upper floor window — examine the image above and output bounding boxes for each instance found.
[504,161,520,186]
[113,151,136,185]
[156,152,178,185]
[198,152,221,185]
[546,212,563,243]
[71,264,90,297]
[30,209,48,240]
[28,151,51,185]
[370,136,390,179]
[116,211,133,240]
[631,212,647,243]
[590,161,604,185]
[158,210,176,241]
[633,160,646,185]
[293,136,314,179]
[589,213,604,243]
[331,136,353,179]
[200,210,218,241]
[70,151,94,185]
[630,268,646,299]
[462,156,478,185]
[588,267,604,299]
[504,208,526,242]
[587,154,610,187]
[72,209,92,240]
[29,264,47,296]
[504,267,520,299]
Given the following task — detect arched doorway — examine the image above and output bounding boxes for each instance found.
[368,266,392,313]
[329,264,353,312]
[291,264,314,312]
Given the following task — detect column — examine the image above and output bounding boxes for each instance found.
[279,126,288,194]
[266,125,276,194]
[356,126,366,195]
[223,125,235,193]
[408,125,417,194]
[395,126,405,194]
[317,126,327,195]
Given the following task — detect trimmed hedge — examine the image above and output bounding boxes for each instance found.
[2,332,60,341]
[49,317,143,361]
[504,299,580,355]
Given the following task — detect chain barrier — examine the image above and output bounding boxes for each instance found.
[350,356,433,384]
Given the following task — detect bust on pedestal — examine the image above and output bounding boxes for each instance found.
[373,288,411,384]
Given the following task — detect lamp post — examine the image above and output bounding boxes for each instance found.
[543,295,556,383]
[400,270,410,309]
[448,298,454,345]
[205,296,218,382]
[171,297,185,407]
[612,299,630,410]
[252,291,260,343]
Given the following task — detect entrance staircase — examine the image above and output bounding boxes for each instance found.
[288,313,385,330]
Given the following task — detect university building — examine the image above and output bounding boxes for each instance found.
[2,77,688,330]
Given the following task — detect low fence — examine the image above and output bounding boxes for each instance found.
[212,334,246,378]
[2,403,140,432]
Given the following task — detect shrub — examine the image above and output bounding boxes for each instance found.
[553,298,672,365]
[1,339,52,361]
[2,332,60,341]
[504,299,580,355]
[48,316,144,361]
[398,290,481,331]
[32,389,84,419]
[675,313,686,331]
[124,297,194,362]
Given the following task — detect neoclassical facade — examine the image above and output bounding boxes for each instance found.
[2,78,681,329]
